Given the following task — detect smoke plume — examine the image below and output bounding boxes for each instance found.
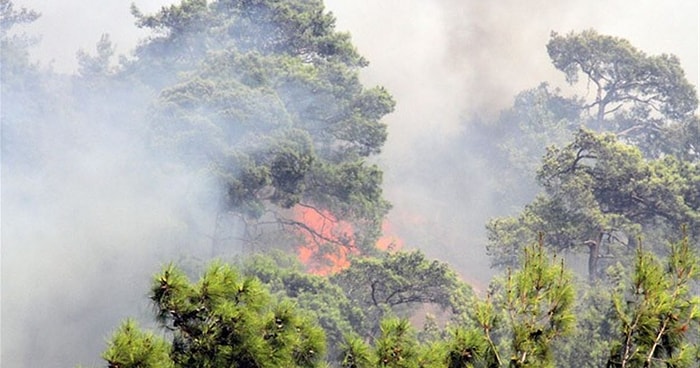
[2,0,698,366]
[325,0,698,283]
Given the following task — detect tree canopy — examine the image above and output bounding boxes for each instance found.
[129,0,395,256]
[90,22,700,368]
[103,262,327,367]
[547,29,698,160]
[487,128,699,280]
[607,234,700,367]
[0,0,40,73]
[4,0,700,365]
[100,237,700,367]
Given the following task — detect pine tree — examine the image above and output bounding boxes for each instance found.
[102,262,327,367]
[102,320,174,368]
[338,334,373,368]
[374,318,420,368]
[607,232,700,367]
[501,237,576,367]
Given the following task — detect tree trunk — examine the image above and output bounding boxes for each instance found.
[585,239,600,283]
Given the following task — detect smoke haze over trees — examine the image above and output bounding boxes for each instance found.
[1,0,699,367]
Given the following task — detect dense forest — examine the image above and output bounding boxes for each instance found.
[2,0,699,367]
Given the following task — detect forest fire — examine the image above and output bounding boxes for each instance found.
[376,220,405,251]
[293,205,403,275]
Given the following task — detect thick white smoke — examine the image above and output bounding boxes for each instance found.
[2,0,698,366]
[325,0,699,283]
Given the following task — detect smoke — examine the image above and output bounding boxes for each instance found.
[2,0,698,366]
[324,0,699,283]
[11,0,175,74]
[1,80,220,367]
[2,3,215,365]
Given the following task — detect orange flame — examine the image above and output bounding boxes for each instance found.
[376,220,405,252]
[293,206,404,275]
[293,206,357,275]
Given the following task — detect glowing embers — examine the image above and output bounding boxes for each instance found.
[293,205,404,275]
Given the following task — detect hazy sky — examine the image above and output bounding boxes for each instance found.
[14,0,698,147]
[3,0,699,366]
[13,1,699,84]
[13,0,695,163]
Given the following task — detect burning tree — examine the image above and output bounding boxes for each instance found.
[290,204,404,275]
[132,0,395,259]
[292,204,357,275]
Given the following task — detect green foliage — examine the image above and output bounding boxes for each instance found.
[553,279,620,368]
[547,29,698,120]
[242,251,363,358]
[470,295,503,367]
[339,334,373,368]
[482,30,700,367]
[607,234,700,367]
[501,240,576,367]
[470,30,699,239]
[331,250,473,336]
[470,30,699,226]
[130,0,395,255]
[547,29,698,159]
[100,236,699,367]
[241,250,477,361]
[488,128,700,280]
[443,327,491,368]
[102,319,174,368]
[335,244,576,368]
[104,262,327,367]
[486,83,582,205]
[374,318,420,368]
